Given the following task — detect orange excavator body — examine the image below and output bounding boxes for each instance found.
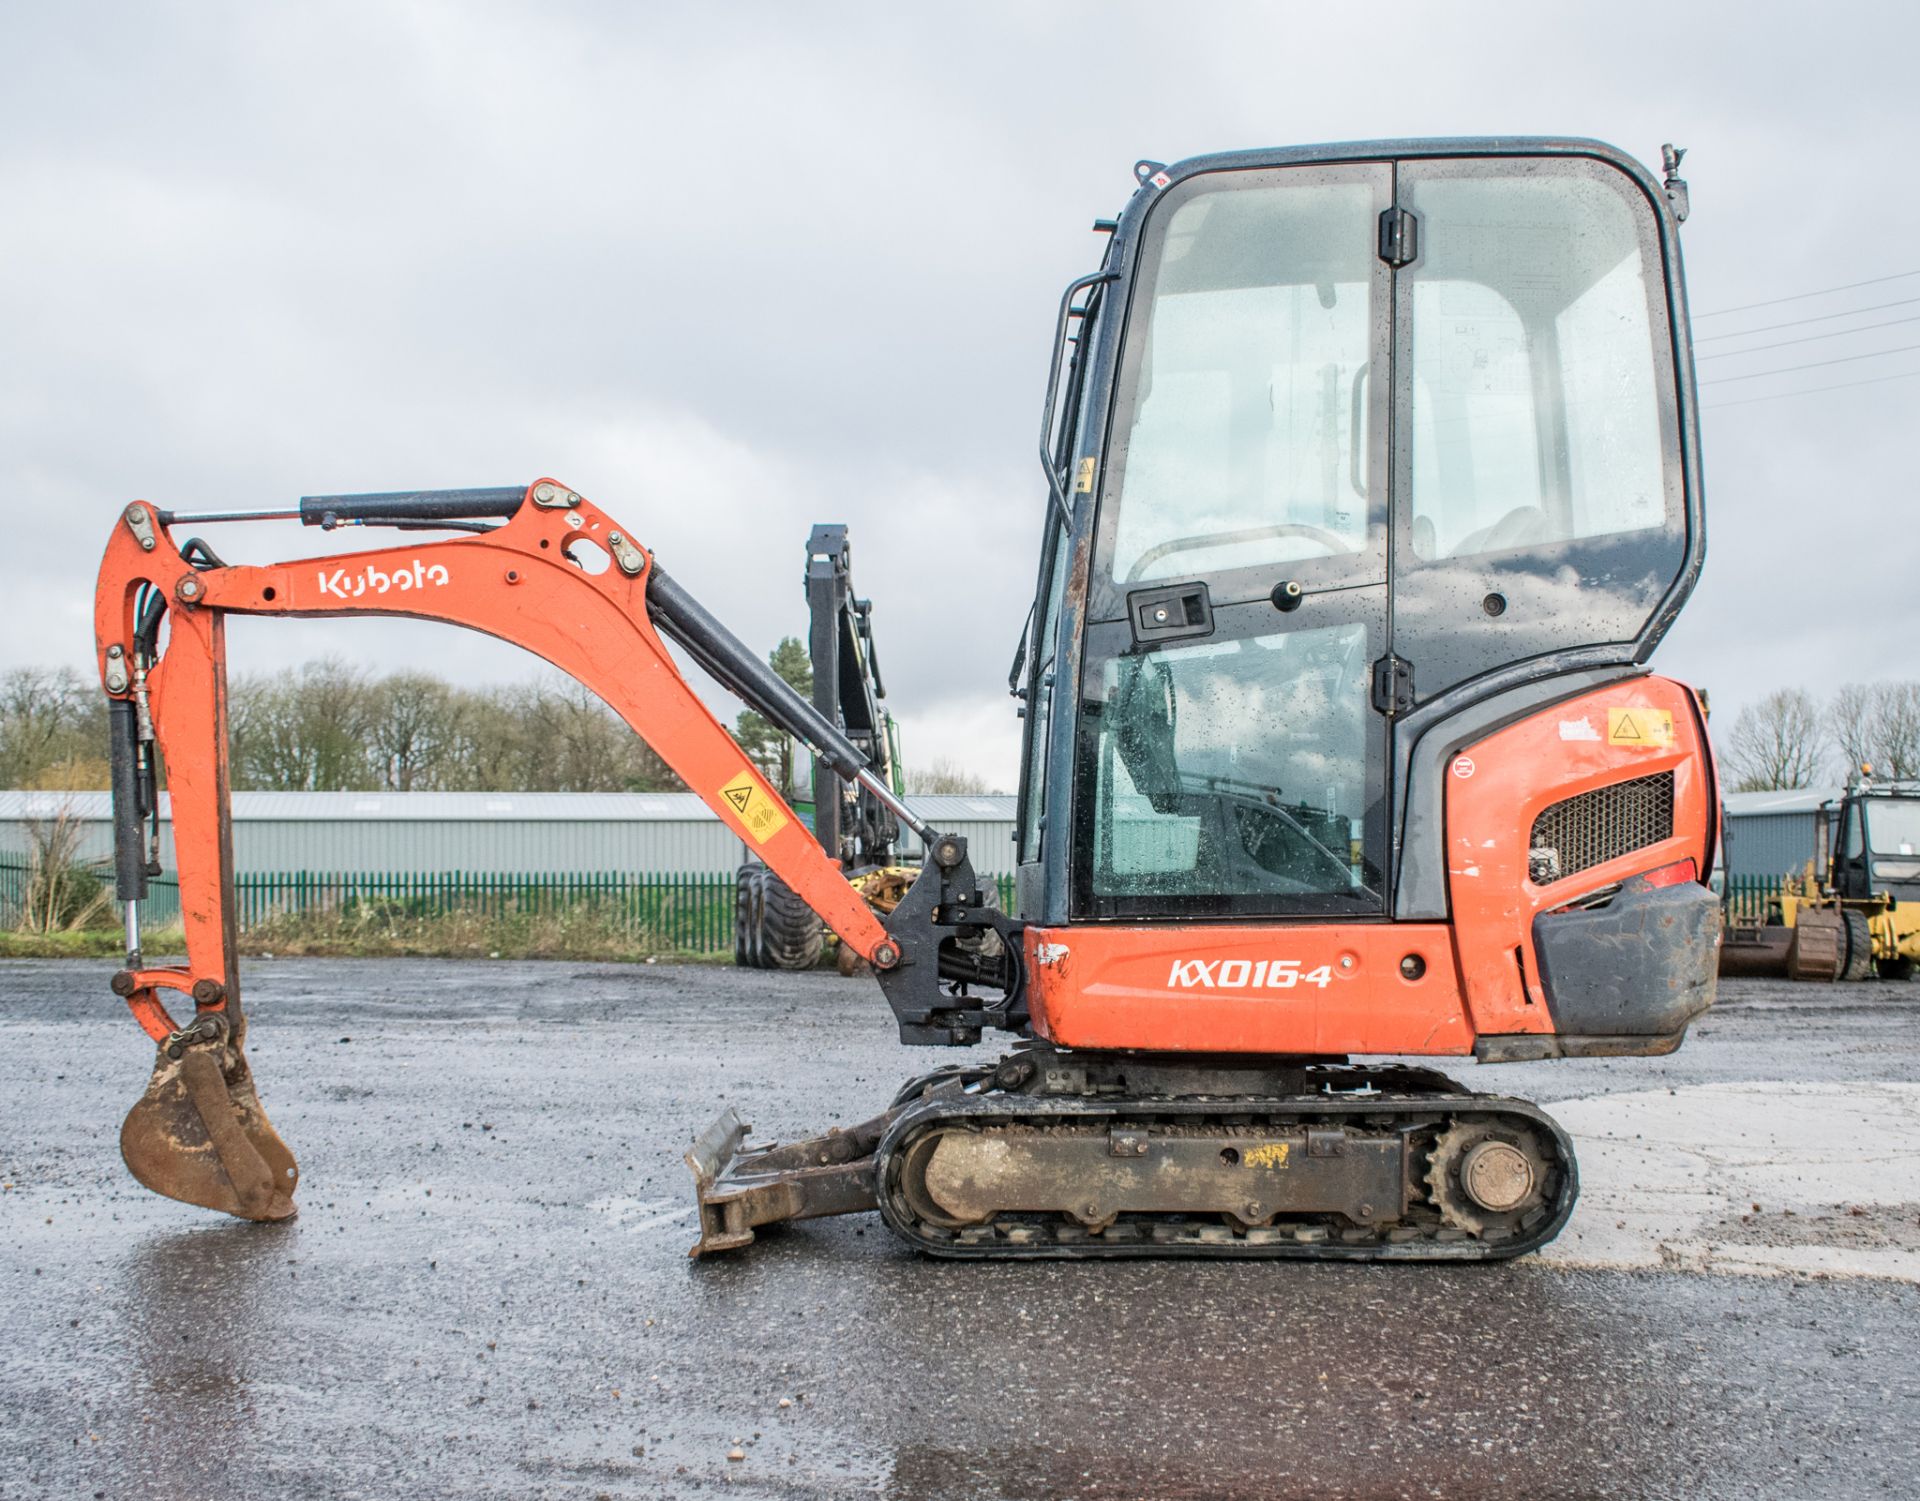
[94,136,1722,1260]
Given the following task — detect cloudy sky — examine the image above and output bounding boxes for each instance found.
[2,1,1912,789]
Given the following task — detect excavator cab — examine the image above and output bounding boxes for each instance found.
[992,140,1715,1065]
[1831,789,1920,905]
[95,138,1719,1261]
[1021,141,1700,926]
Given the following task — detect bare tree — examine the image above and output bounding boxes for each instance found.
[366,673,460,791]
[439,685,533,791]
[1723,688,1824,792]
[0,656,688,795]
[1828,682,1876,779]
[0,667,107,789]
[904,757,994,795]
[229,660,375,790]
[1824,681,1920,782]
[508,677,678,792]
[1871,682,1920,780]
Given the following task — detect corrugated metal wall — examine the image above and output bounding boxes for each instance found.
[10,785,1840,888]
[1723,812,1821,880]
[227,816,746,874]
[0,791,1018,877]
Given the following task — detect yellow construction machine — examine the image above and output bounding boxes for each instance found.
[1721,778,1920,981]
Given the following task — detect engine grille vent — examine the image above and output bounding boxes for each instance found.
[1529,770,1674,883]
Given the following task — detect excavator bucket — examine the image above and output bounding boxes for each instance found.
[120,1037,298,1221]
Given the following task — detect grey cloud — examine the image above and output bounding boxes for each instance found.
[2,1,1913,787]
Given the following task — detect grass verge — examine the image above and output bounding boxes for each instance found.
[0,912,732,964]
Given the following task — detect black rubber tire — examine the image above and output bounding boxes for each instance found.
[1878,956,1916,982]
[954,875,1007,963]
[758,867,825,971]
[1842,910,1875,982]
[734,863,771,969]
[733,865,751,965]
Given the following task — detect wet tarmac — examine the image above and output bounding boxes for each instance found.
[3,957,1919,1500]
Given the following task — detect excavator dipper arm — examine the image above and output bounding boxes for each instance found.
[92,478,977,1221]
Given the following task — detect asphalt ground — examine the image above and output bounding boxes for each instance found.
[3,957,1919,1501]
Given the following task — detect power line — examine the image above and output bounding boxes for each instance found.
[1702,367,1920,411]
[1694,295,1920,343]
[1696,312,1920,360]
[1698,341,1920,385]
[1692,268,1920,319]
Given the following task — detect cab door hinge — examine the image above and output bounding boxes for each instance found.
[1378,206,1419,268]
[1371,654,1415,716]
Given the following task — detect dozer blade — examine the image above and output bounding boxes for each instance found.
[1719,922,1793,978]
[120,1039,298,1221]
[684,1104,889,1257]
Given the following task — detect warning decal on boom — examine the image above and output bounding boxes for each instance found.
[719,770,790,844]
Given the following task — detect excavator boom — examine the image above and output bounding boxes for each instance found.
[94,479,1010,1220]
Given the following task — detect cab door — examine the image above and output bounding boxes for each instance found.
[1071,162,1394,920]
[1386,156,1690,704]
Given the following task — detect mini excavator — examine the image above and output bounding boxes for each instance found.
[95,138,1719,1261]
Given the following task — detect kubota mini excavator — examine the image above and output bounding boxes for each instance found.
[95,138,1718,1260]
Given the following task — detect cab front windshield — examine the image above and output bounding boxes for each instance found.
[1867,799,1920,858]
[1108,176,1378,589]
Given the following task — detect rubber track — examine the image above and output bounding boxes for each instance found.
[873,1088,1578,1262]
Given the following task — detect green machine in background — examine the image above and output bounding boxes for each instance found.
[735,525,909,969]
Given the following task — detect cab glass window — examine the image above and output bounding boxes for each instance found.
[1395,157,1684,697]
[1099,167,1388,604]
[1406,167,1669,560]
[1075,606,1385,916]
[1868,799,1920,857]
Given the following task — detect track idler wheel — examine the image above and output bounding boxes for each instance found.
[115,979,298,1222]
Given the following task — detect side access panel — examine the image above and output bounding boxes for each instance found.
[1446,675,1715,1040]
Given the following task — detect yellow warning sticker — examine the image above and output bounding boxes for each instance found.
[1074,456,1097,493]
[1607,707,1675,748]
[1243,1142,1292,1171]
[718,769,790,844]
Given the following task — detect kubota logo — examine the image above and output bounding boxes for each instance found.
[316,559,451,598]
[1167,958,1334,990]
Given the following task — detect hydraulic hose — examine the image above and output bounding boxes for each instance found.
[646,566,933,843]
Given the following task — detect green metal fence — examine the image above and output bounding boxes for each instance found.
[1,854,1021,956]
[0,854,24,926]
[0,856,736,951]
[1722,873,1785,925]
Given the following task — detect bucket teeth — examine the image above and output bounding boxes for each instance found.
[120,1039,298,1221]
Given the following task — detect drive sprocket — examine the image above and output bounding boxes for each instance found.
[1425,1119,1554,1241]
